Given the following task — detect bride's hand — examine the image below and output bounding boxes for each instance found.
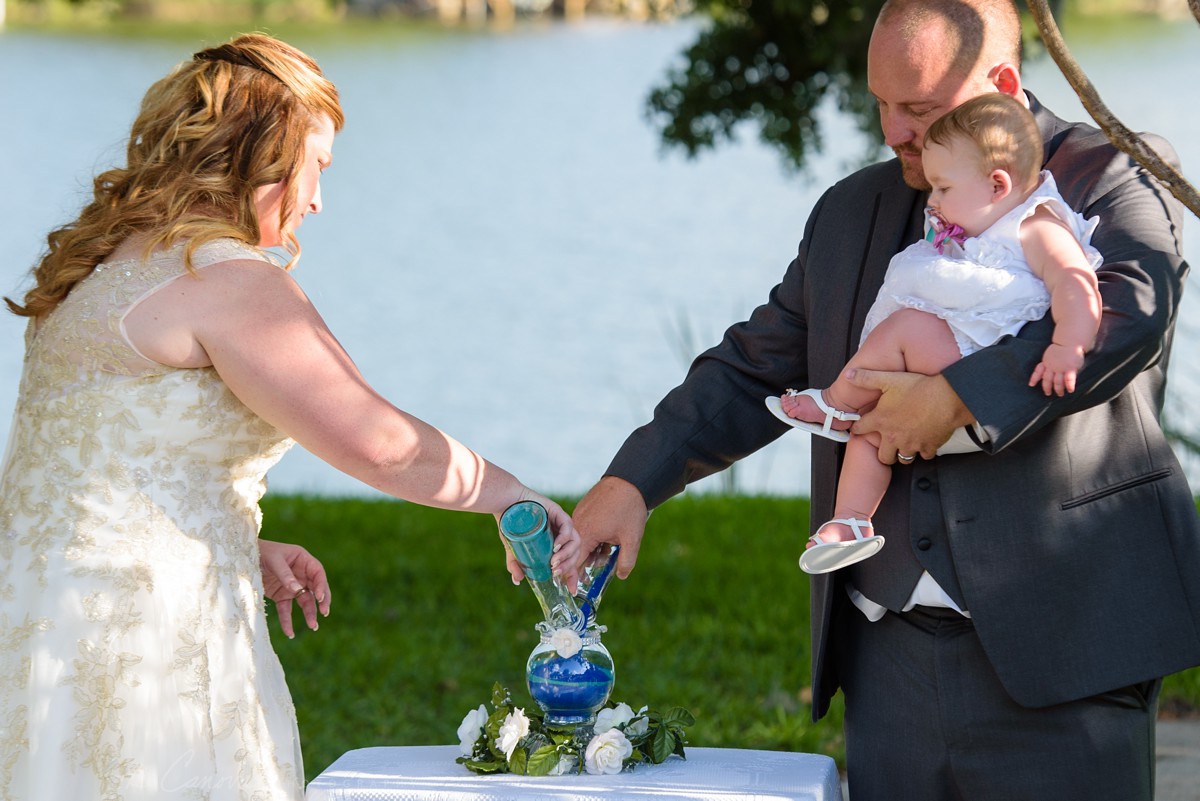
[260,539,331,639]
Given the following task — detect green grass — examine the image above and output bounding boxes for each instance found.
[260,493,1200,782]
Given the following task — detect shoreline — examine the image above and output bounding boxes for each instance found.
[2,0,1194,32]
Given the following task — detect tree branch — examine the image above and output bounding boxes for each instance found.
[1025,0,1200,220]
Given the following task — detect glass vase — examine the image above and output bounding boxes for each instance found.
[525,625,615,727]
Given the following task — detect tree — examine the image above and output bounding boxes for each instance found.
[645,0,887,172]
[1025,0,1200,219]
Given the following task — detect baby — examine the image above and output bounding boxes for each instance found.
[768,92,1103,574]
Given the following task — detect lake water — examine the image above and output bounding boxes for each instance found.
[2,16,1199,499]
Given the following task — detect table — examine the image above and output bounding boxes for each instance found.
[305,745,842,801]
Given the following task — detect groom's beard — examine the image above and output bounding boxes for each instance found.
[895,144,932,192]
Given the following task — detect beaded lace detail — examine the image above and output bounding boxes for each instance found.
[0,238,302,799]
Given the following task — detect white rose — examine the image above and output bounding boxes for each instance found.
[593,701,635,734]
[549,627,583,658]
[496,708,530,761]
[584,728,633,775]
[549,754,578,775]
[456,704,488,757]
[626,706,650,737]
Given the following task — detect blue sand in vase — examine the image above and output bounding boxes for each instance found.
[527,651,615,726]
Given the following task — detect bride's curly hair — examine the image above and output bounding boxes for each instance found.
[6,33,345,319]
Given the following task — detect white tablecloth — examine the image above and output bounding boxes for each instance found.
[305,745,842,801]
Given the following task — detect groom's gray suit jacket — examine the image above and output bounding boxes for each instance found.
[606,94,1200,718]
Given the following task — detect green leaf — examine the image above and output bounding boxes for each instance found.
[549,730,574,747]
[509,748,529,775]
[484,712,507,759]
[625,729,650,748]
[526,745,561,777]
[673,736,688,759]
[650,727,674,764]
[491,683,510,709]
[460,757,507,775]
[663,707,696,727]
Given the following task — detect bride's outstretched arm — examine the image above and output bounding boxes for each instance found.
[124,258,578,581]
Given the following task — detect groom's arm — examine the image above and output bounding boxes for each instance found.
[603,194,829,511]
[604,263,809,509]
[575,189,848,577]
[572,243,812,578]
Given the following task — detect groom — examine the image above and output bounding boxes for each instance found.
[569,1,1200,799]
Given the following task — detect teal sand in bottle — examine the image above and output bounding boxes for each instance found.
[499,500,585,631]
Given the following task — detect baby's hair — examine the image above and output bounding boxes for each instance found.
[924,93,1042,192]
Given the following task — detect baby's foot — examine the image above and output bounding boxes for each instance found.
[808,517,875,548]
[800,517,881,574]
[809,521,857,546]
[780,388,855,433]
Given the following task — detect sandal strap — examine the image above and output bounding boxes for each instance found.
[814,517,874,542]
[811,391,858,423]
[786,388,859,435]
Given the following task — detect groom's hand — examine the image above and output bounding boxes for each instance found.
[848,369,972,460]
[572,476,648,580]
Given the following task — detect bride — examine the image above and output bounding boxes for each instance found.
[0,32,576,800]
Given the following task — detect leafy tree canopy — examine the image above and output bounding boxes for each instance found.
[646,0,1072,172]
[646,0,889,173]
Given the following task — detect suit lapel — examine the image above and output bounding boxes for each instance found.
[851,181,925,345]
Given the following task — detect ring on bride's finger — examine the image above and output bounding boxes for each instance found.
[897,454,915,462]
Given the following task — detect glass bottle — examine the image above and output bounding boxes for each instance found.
[575,542,620,626]
[498,500,585,631]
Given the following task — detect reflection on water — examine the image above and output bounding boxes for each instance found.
[1,17,1198,498]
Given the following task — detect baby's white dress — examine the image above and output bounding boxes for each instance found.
[861,172,1103,356]
[0,239,303,800]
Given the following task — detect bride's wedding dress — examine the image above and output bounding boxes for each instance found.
[0,239,304,799]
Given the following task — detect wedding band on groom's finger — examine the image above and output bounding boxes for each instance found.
[897,454,915,463]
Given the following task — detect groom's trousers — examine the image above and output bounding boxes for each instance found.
[836,602,1160,801]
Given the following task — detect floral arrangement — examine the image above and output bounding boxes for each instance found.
[456,683,695,776]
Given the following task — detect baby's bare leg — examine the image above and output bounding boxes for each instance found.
[783,310,961,428]
[824,309,962,413]
[808,311,962,545]
[812,433,887,544]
